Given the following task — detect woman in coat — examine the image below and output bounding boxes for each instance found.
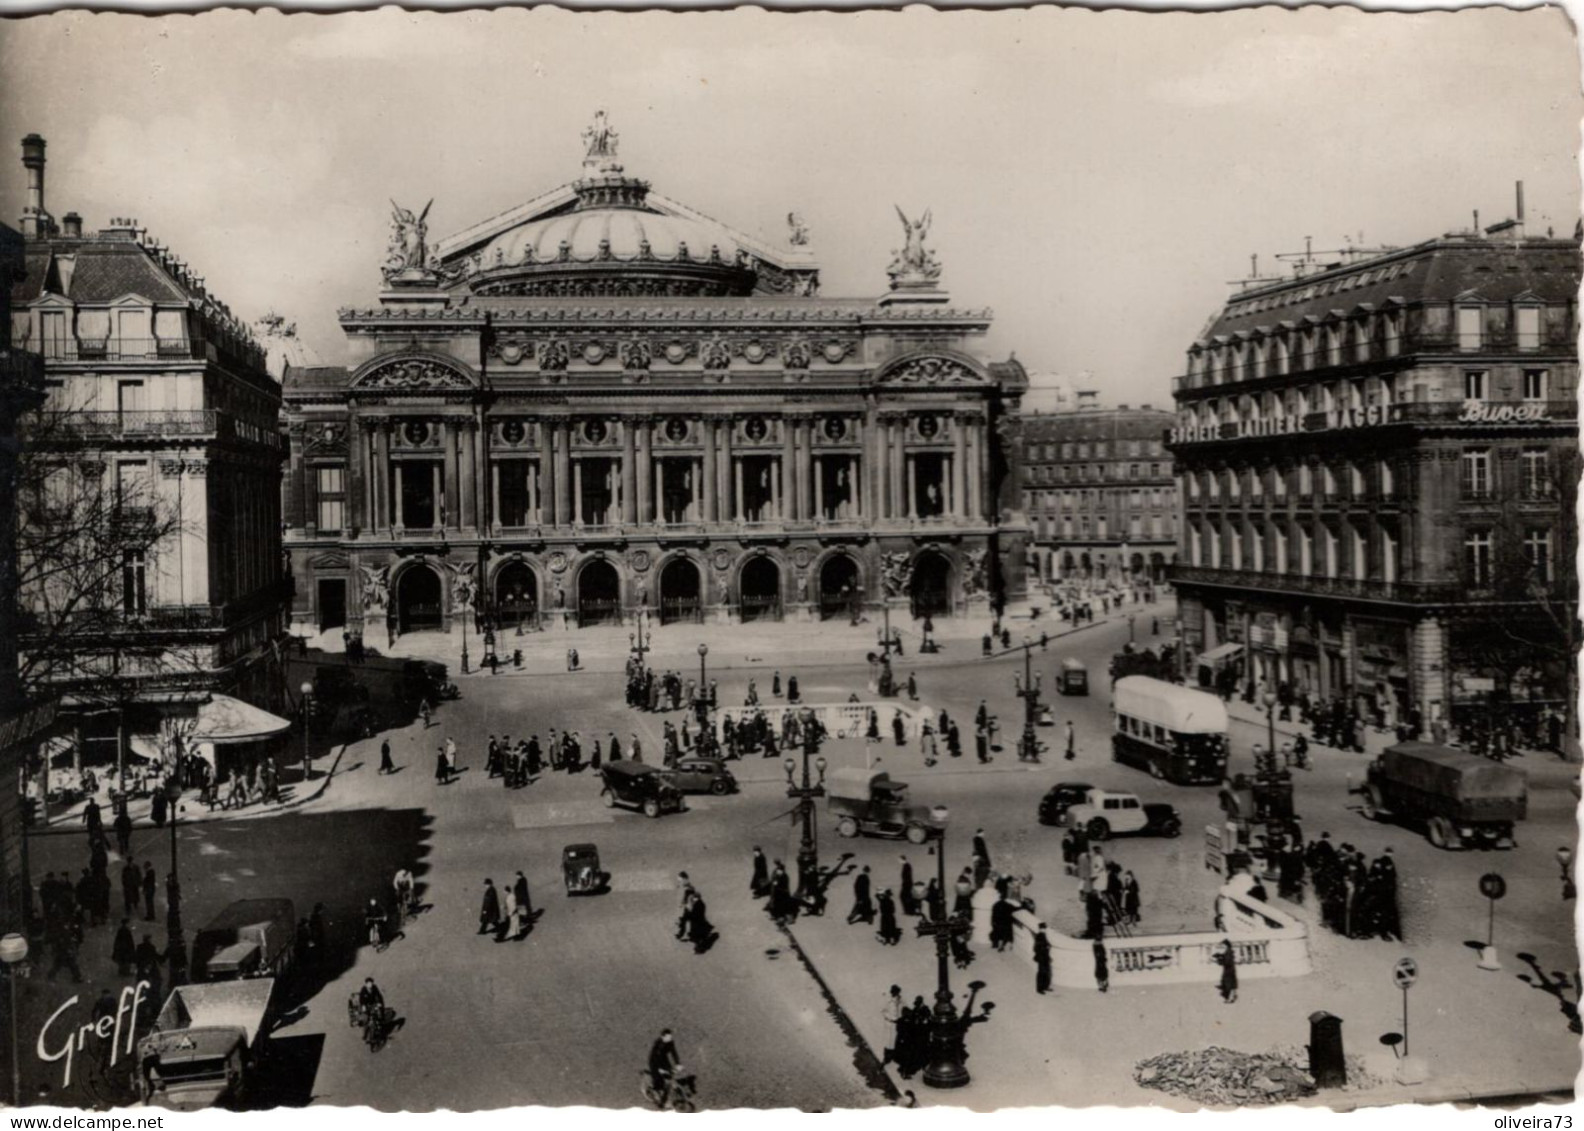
[479,879,501,936]
[990,896,1015,952]
[750,847,770,897]
[1216,938,1239,1003]
[875,888,901,946]
[512,872,533,938]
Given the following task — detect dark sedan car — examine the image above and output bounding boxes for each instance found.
[667,756,738,796]
[1037,781,1095,826]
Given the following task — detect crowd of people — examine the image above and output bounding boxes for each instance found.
[1304,833,1402,941]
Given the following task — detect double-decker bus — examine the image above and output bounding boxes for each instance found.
[1112,676,1229,784]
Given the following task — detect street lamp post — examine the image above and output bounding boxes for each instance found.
[784,734,828,903]
[631,604,649,666]
[2,933,27,1106]
[880,602,895,659]
[1015,638,1043,764]
[299,680,314,783]
[460,593,471,675]
[164,778,184,978]
[696,643,710,727]
[912,805,993,1089]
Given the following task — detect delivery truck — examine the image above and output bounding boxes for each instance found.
[136,978,275,1111]
[1356,741,1527,850]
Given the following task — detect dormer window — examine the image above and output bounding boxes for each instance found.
[1516,304,1541,350]
[1457,305,1483,351]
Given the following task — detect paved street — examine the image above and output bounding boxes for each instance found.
[20,596,1578,1110]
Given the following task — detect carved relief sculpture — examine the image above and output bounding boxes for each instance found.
[360,564,391,611]
[962,548,988,597]
[701,337,732,371]
[787,213,810,246]
[355,357,474,391]
[881,551,914,598]
[448,561,479,610]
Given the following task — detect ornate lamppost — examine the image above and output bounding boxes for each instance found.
[783,727,828,903]
[164,778,185,978]
[695,643,710,727]
[911,805,995,1088]
[631,603,650,666]
[1262,690,1278,763]
[2,933,27,1106]
[1015,637,1043,763]
[299,680,314,783]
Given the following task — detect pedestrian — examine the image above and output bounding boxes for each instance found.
[142,862,156,921]
[444,735,458,776]
[1085,891,1106,940]
[876,888,901,945]
[684,890,716,953]
[773,670,782,697]
[113,806,133,857]
[1123,870,1141,926]
[990,895,1015,952]
[787,675,800,704]
[1065,719,1076,761]
[630,734,643,764]
[1093,939,1109,993]
[768,860,795,925]
[1216,938,1239,1003]
[112,919,136,976]
[975,726,990,764]
[898,856,918,915]
[675,873,696,940]
[972,828,991,871]
[906,672,918,701]
[419,698,432,728]
[435,747,450,785]
[589,738,603,773]
[1033,923,1053,994]
[750,847,770,897]
[881,985,904,1066]
[478,879,501,937]
[379,739,395,774]
[134,933,161,983]
[847,865,875,925]
[512,871,533,939]
[498,884,516,943]
[1372,848,1401,942]
[892,710,906,747]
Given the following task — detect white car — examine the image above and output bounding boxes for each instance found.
[1061,788,1182,840]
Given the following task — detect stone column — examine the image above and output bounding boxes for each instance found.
[770,457,781,519]
[460,422,477,531]
[781,417,797,521]
[636,417,653,524]
[656,459,667,524]
[869,415,887,520]
[374,424,391,532]
[906,454,918,518]
[703,418,719,523]
[432,464,443,530]
[573,459,584,525]
[966,417,983,520]
[441,421,459,530]
[346,414,364,537]
[621,419,637,524]
[539,422,556,525]
[718,416,734,520]
[952,417,967,518]
[490,462,502,532]
[889,418,905,518]
[848,455,860,520]
[394,463,406,529]
[796,419,811,520]
[554,422,572,526]
[814,454,825,519]
[733,458,744,522]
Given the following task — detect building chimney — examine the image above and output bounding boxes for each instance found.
[61,212,82,238]
[1516,181,1525,223]
[20,133,51,238]
[1118,404,1130,410]
[1076,390,1100,412]
[1141,403,1153,410]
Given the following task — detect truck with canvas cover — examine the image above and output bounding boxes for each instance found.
[192,898,296,982]
[1357,741,1527,850]
[136,978,275,1111]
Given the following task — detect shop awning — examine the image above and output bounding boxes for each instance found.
[1198,642,1244,665]
[190,695,292,745]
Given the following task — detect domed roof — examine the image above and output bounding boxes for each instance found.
[433,115,819,300]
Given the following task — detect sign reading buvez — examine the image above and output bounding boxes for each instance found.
[1170,399,1551,444]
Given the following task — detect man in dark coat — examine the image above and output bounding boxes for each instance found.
[750,847,770,897]
[898,856,917,915]
[112,919,136,976]
[1034,923,1054,994]
[975,726,991,764]
[892,711,906,747]
[768,861,795,924]
[990,896,1015,952]
[1093,939,1109,992]
[114,807,134,857]
[512,871,533,939]
[876,888,901,945]
[479,879,501,936]
[1216,938,1239,1002]
[685,891,715,952]
[1084,891,1106,940]
[847,866,875,925]
[1371,849,1402,941]
[379,739,395,774]
[972,829,991,871]
[142,862,157,921]
[122,860,141,917]
[787,675,800,704]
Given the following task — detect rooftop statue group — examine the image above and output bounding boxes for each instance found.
[887,205,942,290]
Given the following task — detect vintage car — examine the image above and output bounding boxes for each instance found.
[562,843,608,895]
[667,756,738,796]
[827,768,937,843]
[1036,781,1096,826]
[1058,658,1090,696]
[600,761,685,818]
[1056,787,1182,840]
[192,899,296,983]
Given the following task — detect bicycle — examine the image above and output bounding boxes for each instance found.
[363,1004,395,1052]
[639,1069,697,1112]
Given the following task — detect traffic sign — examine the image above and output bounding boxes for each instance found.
[1479,873,1507,901]
[1393,957,1418,989]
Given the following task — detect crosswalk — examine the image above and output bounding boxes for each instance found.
[510,799,616,829]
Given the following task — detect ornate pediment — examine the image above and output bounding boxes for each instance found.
[877,354,984,386]
[309,552,350,570]
[352,354,477,392]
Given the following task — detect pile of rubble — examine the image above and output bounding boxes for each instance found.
[1134,1047,1318,1106]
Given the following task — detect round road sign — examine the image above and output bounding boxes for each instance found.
[1479,873,1507,900]
[1393,957,1418,989]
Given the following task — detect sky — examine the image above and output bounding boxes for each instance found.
[0,5,1578,408]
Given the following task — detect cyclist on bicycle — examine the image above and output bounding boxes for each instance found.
[365,898,388,948]
[393,867,416,915]
[647,1028,681,1104]
[358,977,385,1021]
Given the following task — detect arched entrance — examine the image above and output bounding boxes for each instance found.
[818,554,860,621]
[910,552,952,618]
[495,561,538,630]
[1130,552,1145,577]
[1150,552,1166,582]
[397,564,444,634]
[739,557,781,622]
[659,558,702,624]
[577,559,621,626]
[1079,552,1092,576]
